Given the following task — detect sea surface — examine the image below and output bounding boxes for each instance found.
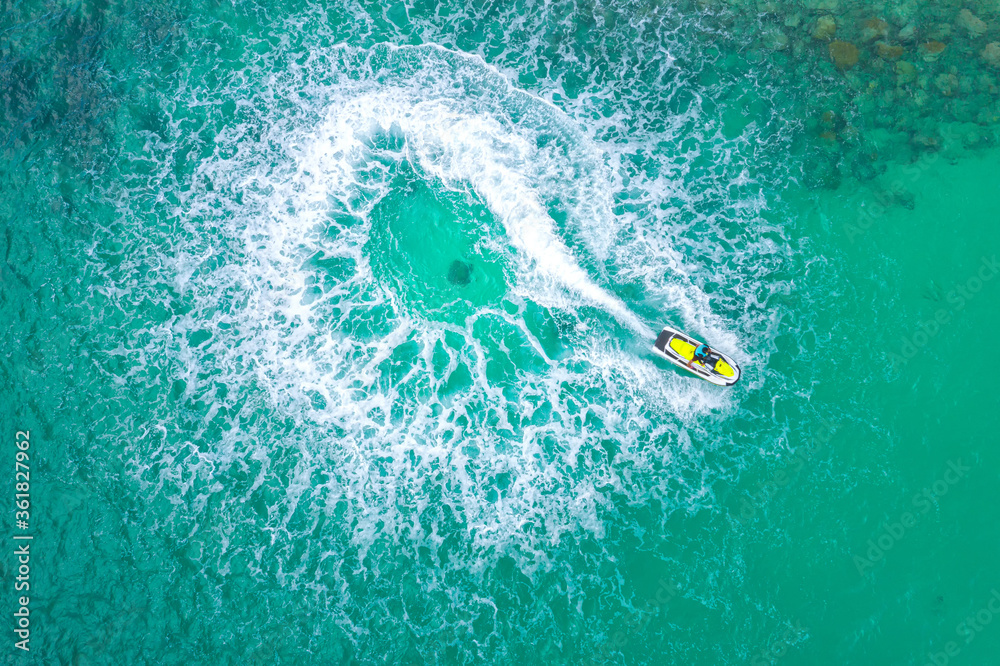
[2,0,999,664]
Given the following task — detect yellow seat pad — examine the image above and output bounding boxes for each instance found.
[669,337,697,360]
[714,359,735,377]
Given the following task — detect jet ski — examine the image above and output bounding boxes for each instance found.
[651,325,741,387]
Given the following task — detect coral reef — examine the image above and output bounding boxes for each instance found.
[740,0,1000,197]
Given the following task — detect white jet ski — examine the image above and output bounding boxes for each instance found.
[651,326,741,387]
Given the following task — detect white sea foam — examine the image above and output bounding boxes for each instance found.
[121,43,760,589]
[64,2,833,659]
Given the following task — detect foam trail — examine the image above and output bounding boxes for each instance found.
[303,100,651,338]
[151,42,735,587]
[392,101,654,338]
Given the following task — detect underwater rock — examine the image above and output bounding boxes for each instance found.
[911,131,941,150]
[889,0,920,26]
[804,156,843,189]
[784,13,802,28]
[934,72,959,96]
[954,122,987,148]
[896,189,916,209]
[447,260,473,286]
[976,105,1000,124]
[896,60,917,86]
[830,40,860,69]
[813,15,837,40]
[861,18,890,42]
[898,23,918,42]
[763,29,790,50]
[976,71,999,93]
[957,9,989,37]
[876,42,905,59]
[920,41,947,62]
[927,24,953,42]
[951,100,977,124]
[823,165,843,189]
[851,150,879,181]
[981,42,1000,68]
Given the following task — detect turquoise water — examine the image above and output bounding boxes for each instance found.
[2,0,999,664]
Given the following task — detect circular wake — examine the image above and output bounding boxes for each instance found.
[147,43,736,566]
[67,54,773,655]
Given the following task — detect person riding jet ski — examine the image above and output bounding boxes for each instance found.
[687,343,711,369]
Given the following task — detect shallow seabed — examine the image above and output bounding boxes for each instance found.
[1,0,999,664]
